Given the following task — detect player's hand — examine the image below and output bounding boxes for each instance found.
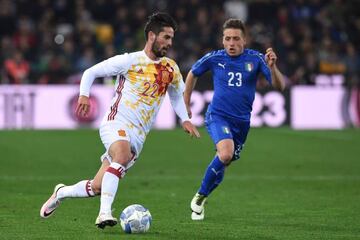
[182,120,200,138]
[76,95,90,117]
[265,48,277,68]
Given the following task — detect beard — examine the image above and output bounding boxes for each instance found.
[151,40,168,58]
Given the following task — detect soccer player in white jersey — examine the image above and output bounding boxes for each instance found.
[40,12,200,229]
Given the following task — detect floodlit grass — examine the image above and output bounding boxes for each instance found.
[1,128,359,239]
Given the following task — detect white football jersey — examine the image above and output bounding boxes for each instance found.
[81,50,185,142]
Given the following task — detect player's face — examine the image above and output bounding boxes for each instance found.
[152,27,174,58]
[223,28,246,57]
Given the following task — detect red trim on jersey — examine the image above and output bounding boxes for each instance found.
[106,166,125,178]
[108,76,125,121]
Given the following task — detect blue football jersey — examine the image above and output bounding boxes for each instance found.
[191,49,272,121]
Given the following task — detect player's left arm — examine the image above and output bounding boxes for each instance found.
[265,48,285,91]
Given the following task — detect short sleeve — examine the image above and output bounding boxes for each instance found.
[191,52,213,77]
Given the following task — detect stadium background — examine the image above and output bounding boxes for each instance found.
[0,0,360,239]
[1,0,359,86]
[1,0,360,129]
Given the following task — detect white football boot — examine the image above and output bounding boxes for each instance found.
[40,184,66,218]
[95,212,118,229]
[190,193,207,220]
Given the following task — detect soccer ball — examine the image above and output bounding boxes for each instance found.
[119,204,152,233]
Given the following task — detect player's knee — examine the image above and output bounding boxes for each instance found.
[218,152,233,164]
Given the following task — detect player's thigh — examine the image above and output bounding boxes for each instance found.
[99,121,133,165]
[205,113,234,159]
[205,113,233,144]
[231,120,250,161]
[99,121,131,151]
[108,140,132,165]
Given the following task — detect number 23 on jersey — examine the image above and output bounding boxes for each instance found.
[227,72,242,87]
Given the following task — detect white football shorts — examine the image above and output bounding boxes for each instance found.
[99,120,144,170]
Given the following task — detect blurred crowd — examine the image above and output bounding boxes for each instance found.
[0,0,359,88]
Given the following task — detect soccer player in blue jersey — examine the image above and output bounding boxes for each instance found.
[184,19,285,220]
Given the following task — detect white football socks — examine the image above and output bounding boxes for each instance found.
[99,162,126,215]
[57,180,95,200]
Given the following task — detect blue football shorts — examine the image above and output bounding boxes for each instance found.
[205,112,250,161]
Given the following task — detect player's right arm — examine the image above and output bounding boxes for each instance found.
[183,52,213,118]
[76,54,131,117]
[184,71,198,118]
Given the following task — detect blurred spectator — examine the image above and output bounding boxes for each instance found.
[95,24,114,45]
[318,36,346,74]
[76,48,96,72]
[0,36,16,64]
[3,50,30,84]
[13,16,37,60]
[36,51,68,84]
[0,0,358,88]
[0,0,16,37]
[344,43,360,87]
[224,1,248,22]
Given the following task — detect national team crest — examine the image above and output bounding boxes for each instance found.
[154,63,174,96]
[222,126,230,134]
[118,129,127,137]
[245,62,254,72]
[160,70,170,83]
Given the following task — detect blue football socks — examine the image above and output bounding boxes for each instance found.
[198,156,225,196]
[208,167,225,195]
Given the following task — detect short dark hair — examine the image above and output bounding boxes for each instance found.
[144,12,177,41]
[223,19,246,34]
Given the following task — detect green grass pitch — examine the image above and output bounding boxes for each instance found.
[1,128,360,239]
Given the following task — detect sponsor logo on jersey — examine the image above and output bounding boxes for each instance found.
[218,63,226,69]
